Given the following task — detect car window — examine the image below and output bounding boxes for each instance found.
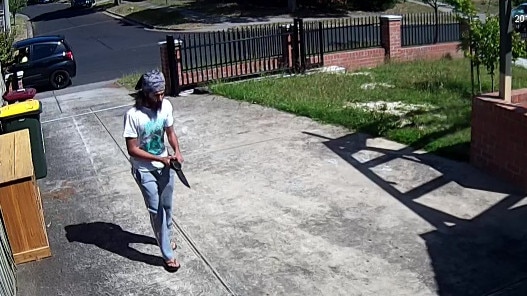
[30,43,59,61]
[54,42,67,54]
[13,46,29,63]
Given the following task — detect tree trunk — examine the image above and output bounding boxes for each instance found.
[288,0,296,13]
[491,73,495,92]
[477,65,482,93]
[470,58,475,96]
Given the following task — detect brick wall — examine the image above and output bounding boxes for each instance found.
[159,14,463,95]
[323,48,386,71]
[399,42,463,61]
[471,90,527,191]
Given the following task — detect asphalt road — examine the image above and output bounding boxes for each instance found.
[22,3,176,87]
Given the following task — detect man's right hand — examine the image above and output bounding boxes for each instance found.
[158,156,172,167]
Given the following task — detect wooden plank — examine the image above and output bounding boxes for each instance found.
[13,246,51,265]
[0,179,49,258]
[0,132,15,183]
[14,129,33,181]
[0,130,33,184]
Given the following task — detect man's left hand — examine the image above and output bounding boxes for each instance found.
[173,152,184,163]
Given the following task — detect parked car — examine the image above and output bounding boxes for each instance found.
[71,0,95,8]
[512,3,527,32]
[8,35,76,90]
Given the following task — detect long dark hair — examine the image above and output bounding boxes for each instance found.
[132,91,147,109]
[133,75,146,108]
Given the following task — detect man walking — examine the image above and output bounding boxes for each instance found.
[123,69,183,271]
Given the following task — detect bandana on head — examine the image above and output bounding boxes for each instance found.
[141,69,165,94]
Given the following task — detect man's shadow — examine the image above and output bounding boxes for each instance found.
[65,222,164,267]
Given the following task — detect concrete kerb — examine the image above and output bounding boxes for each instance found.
[102,10,156,30]
[102,9,226,33]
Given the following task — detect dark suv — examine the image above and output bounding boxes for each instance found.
[9,35,76,90]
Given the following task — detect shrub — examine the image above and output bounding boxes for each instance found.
[0,31,16,71]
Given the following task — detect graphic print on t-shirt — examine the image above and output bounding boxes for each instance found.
[141,118,165,155]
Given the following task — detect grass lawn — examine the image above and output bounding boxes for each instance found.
[147,0,435,15]
[207,58,527,162]
[106,3,202,29]
[118,72,142,90]
[142,0,436,24]
[109,0,447,30]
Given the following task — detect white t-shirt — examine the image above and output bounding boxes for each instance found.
[123,99,174,172]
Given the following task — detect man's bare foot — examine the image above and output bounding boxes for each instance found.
[164,258,180,272]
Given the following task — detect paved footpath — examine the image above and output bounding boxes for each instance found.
[15,81,527,296]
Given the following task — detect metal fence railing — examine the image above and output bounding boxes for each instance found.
[315,16,381,53]
[178,24,290,86]
[0,210,16,296]
[402,12,461,46]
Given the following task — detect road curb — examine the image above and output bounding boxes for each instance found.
[35,79,124,99]
[102,8,218,33]
[102,10,156,30]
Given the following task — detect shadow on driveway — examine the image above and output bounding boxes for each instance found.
[304,131,527,296]
[65,221,165,267]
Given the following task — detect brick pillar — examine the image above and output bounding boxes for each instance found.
[158,39,182,96]
[380,15,402,61]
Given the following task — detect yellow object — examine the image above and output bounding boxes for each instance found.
[0,100,41,119]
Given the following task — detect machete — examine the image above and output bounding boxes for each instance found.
[170,159,191,188]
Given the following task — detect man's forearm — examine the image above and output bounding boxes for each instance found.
[169,135,181,155]
[129,147,163,162]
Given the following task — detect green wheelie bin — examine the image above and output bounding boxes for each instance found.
[0,99,47,179]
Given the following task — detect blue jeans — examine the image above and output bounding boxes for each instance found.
[132,166,176,261]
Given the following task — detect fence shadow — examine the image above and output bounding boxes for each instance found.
[303,131,527,296]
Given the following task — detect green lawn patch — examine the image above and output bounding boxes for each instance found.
[107,4,194,29]
[210,58,527,162]
[117,72,142,90]
[144,0,436,21]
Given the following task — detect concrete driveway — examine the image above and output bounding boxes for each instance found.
[16,82,527,296]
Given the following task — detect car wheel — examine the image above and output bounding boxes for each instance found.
[50,70,71,90]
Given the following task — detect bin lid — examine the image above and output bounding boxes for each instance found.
[0,99,41,119]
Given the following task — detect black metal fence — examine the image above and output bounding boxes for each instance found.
[402,12,461,46]
[178,24,290,86]
[313,16,381,52]
[165,13,462,92]
[291,18,324,73]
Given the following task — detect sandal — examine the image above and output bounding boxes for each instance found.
[164,258,180,272]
